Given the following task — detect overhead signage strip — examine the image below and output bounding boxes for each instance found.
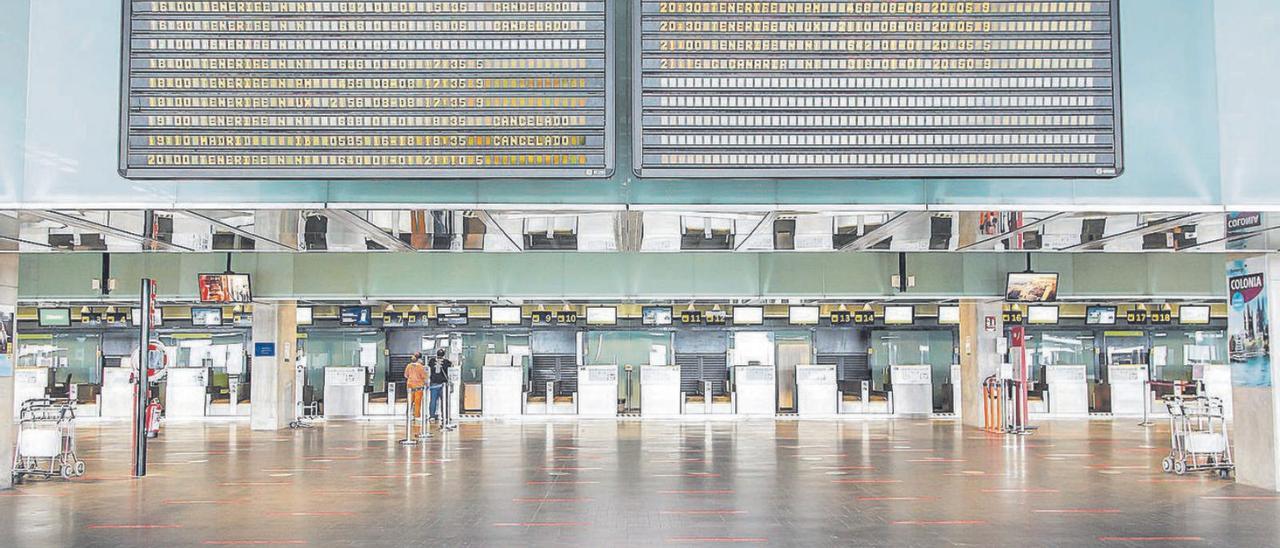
[120,0,614,178]
[634,0,1122,178]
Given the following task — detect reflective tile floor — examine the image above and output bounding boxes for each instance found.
[2,418,1278,547]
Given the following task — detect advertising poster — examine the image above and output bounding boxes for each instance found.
[1228,257,1272,387]
[1226,212,1263,251]
[0,306,13,377]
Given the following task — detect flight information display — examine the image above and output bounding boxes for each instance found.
[120,1,613,178]
[634,0,1122,178]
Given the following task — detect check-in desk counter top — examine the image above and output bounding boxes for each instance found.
[1108,364,1149,416]
[1199,364,1233,419]
[1045,364,1089,417]
[734,365,776,416]
[796,364,838,417]
[101,367,135,419]
[13,367,50,416]
[482,365,524,417]
[323,367,366,419]
[578,365,618,417]
[890,365,932,417]
[165,367,210,418]
[641,365,681,417]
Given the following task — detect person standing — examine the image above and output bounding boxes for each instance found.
[404,352,427,421]
[428,349,452,422]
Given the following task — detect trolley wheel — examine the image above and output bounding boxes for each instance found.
[60,465,74,480]
[1217,468,1232,480]
[1173,460,1188,475]
[74,461,86,477]
[1161,457,1174,473]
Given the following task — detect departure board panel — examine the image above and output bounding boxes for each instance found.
[634,0,1122,178]
[121,1,613,178]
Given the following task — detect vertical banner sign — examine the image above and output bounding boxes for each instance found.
[0,305,13,377]
[1226,212,1263,251]
[1228,258,1271,387]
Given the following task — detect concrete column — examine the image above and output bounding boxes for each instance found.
[1227,255,1280,490]
[959,300,1003,429]
[250,301,298,431]
[0,255,18,490]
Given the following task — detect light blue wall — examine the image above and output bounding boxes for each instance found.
[0,0,1262,208]
[0,0,29,204]
[1215,0,1280,206]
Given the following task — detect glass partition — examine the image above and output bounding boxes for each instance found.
[158,332,249,402]
[1025,330,1098,382]
[871,329,954,407]
[17,333,101,385]
[459,332,531,384]
[1150,329,1226,382]
[300,330,385,392]
[585,331,673,407]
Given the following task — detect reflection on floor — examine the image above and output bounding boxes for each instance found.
[2,418,1277,547]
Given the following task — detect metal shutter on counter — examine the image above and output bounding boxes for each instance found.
[819,353,870,382]
[531,354,577,397]
[675,353,728,396]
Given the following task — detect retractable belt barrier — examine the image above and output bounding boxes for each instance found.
[983,376,1033,435]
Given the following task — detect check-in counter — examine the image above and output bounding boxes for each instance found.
[1200,363,1233,419]
[890,365,932,416]
[950,365,962,417]
[578,365,618,417]
[733,365,776,416]
[482,363,524,417]
[1108,364,1149,416]
[443,366,462,422]
[796,364,837,417]
[641,365,681,416]
[1045,364,1089,416]
[165,367,210,418]
[323,367,366,419]
[101,367,135,418]
[13,367,50,415]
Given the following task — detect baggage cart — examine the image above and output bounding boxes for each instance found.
[11,399,85,483]
[1161,395,1233,479]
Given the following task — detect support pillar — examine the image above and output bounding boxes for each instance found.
[1227,255,1280,490]
[0,255,18,489]
[959,300,1003,429]
[250,301,298,431]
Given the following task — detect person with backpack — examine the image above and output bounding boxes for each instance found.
[427,349,452,422]
[404,352,427,421]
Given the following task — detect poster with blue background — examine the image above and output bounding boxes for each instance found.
[1228,257,1272,387]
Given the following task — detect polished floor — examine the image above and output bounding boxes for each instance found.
[2,417,1277,547]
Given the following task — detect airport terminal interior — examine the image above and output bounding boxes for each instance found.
[2,0,1280,546]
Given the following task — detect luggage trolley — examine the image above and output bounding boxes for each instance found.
[11,399,86,483]
[1161,395,1233,479]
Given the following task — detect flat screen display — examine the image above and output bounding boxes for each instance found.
[1179,305,1211,325]
[732,306,763,326]
[131,307,163,327]
[788,306,819,325]
[635,0,1123,178]
[295,306,313,326]
[340,306,372,326]
[884,305,914,325]
[586,307,617,326]
[197,273,253,303]
[1086,305,1117,325]
[437,306,469,327]
[191,307,224,327]
[121,1,613,179]
[642,306,673,326]
[490,306,522,326]
[1006,273,1059,302]
[38,308,72,328]
[938,306,961,325]
[1028,305,1060,325]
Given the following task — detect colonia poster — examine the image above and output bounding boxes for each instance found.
[1228,257,1272,387]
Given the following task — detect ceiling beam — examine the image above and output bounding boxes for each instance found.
[26,210,193,252]
[475,211,522,252]
[839,212,925,251]
[1058,213,1210,251]
[176,210,299,251]
[322,210,416,252]
[955,212,1073,251]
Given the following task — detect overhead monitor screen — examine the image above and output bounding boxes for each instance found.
[1006,273,1059,302]
[732,306,763,325]
[197,273,253,303]
[191,307,224,327]
[121,0,613,179]
[938,306,961,325]
[340,306,372,326]
[490,306,523,326]
[634,0,1122,178]
[586,306,618,325]
[883,305,914,325]
[642,306,674,326]
[437,306,470,327]
[788,306,820,325]
[1086,305,1116,325]
[295,306,313,326]
[38,308,72,328]
[1179,305,1211,325]
[1027,305,1059,325]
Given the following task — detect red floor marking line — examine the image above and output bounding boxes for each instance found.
[858,497,936,501]
[892,520,987,526]
[349,474,431,479]
[659,490,734,494]
[541,467,601,471]
[907,458,965,463]
[526,481,599,485]
[220,482,291,487]
[831,479,901,484]
[266,512,357,517]
[659,510,746,515]
[981,488,1060,493]
[666,538,767,543]
[312,490,389,496]
[163,500,243,505]
[1199,496,1280,500]
[88,524,183,529]
[1098,537,1203,542]
[1034,509,1122,514]
[492,522,588,527]
[512,498,592,503]
[202,542,307,546]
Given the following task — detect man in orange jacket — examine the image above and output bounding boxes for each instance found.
[404,352,427,420]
